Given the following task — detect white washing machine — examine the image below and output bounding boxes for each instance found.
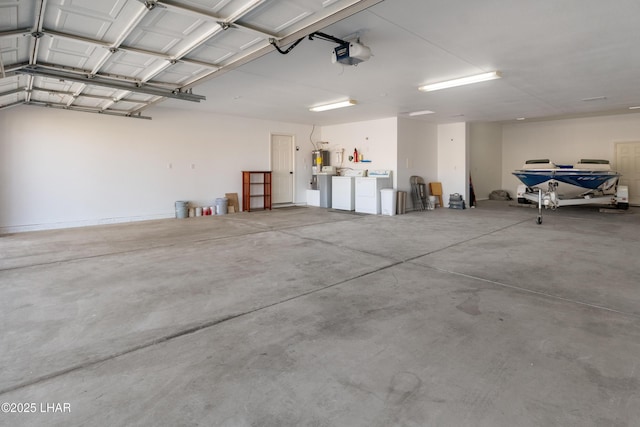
[355,170,393,214]
[332,169,365,211]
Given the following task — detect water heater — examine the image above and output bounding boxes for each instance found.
[311,150,330,174]
[310,150,330,189]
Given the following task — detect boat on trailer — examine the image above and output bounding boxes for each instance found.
[513,159,629,224]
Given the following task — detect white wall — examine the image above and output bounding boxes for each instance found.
[502,112,640,191]
[397,118,438,209]
[437,122,468,205]
[321,117,399,186]
[8,104,638,232]
[0,105,315,232]
[469,122,502,200]
[321,117,439,210]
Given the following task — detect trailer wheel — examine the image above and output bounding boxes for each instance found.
[517,197,528,204]
[617,202,629,210]
[536,216,542,225]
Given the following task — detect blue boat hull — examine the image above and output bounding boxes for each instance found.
[513,169,620,190]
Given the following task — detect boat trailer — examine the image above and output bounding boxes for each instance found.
[517,181,629,224]
[513,159,629,224]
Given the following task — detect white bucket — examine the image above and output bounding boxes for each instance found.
[427,196,436,210]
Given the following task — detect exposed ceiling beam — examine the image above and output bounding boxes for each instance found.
[36,28,220,109]
[0,61,31,74]
[157,0,277,39]
[272,0,384,49]
[224,0,266,23]
[16,66,206,102]
[32,62,179,89]
[30,86,151,105]
[25,101,153,119]
[128,95,166,117]
[26,0,49,103]
[0,28,33,40]
[0,100,25,110]
[0,87,27,97]
[31,86,96,99]
[116,44,220,70]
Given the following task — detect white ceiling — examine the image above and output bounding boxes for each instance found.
[2,0,640,125]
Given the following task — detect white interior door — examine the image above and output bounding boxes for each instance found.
[615,142,640,205]
[271,134,294,204]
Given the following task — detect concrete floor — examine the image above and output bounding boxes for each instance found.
[1,201,639,426]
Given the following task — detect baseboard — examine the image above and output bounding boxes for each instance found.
[0,213,175,234]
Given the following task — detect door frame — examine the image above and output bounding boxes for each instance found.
[270,133,295,205]
[615,141,640,206]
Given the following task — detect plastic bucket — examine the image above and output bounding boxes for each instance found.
[215,197,228,215]
[175,201,189,219]
[427,196,436,210]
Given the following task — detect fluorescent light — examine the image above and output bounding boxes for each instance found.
[419,71,502,92]
[309,99,357,112]
[629,106,640,110]
[408,110,434,116]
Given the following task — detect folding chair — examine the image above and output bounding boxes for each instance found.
[410,176,427,210]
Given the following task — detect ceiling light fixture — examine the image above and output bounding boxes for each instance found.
[419,71,501,92]
[629,106,640,110]
[309,99,357,112]
[408,110,434,116]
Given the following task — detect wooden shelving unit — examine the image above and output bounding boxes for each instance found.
[242,171,272,212]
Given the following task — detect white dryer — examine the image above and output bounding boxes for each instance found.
[332,169,365,211]
[355,170,393,214]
